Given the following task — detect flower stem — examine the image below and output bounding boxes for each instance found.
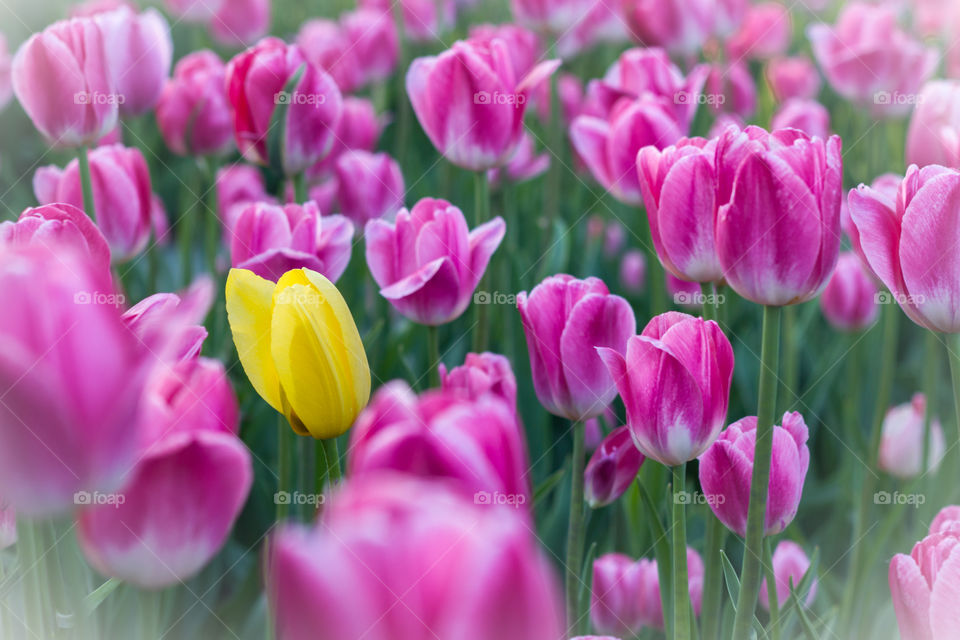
[427,325,440,388]
[77,145,97,222]
[565,420,587,635]
[473,171,490,352]
[276,414,293,522]
[292,172,308,204]
[732,304,782,638]
[317,437,342,498]
[672,463,690,640]
[945,332,960,466]
[922,330,939,473]
[764,537,781,640]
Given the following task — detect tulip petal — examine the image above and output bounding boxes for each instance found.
[656,152,719,281]
[225,268,283,413]
[889,553,934,640]
[380,257,462,325]
[929,546,960,639]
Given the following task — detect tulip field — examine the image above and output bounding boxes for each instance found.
[3,0,960,638]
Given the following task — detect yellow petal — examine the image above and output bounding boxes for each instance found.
[225,268,283,413]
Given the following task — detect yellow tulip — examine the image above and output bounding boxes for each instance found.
[225,267,371,439]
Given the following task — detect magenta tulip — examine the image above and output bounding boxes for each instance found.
[122,278,213,363]
[296,19,356,92]
[619,249,647,295]
[622,0,716,56]
[335,150,405,225]
[0,203,111,278]
[307,96,382,179]
[487,130,550,187]
[584,426,645,507]
[12,16,118,146]
[771,98,830,140]
[725,2,791,62]
[906,81,960,170]
[890,531,960,640]
[439,351,518,410]
[229,201,353,283]
[216,164,274,227]
[878,394,945,479]
[766,57,821,102]
[759,540,817,610]
[406,38,559,171]
[365,197,505,325]
[268,474,563,640]
[339,9,397,89]
[819,252,878,331]
[95,7,172,117]
[667,272,704,309]
[225,38,342,176]
[518,275,636,421]
[715,126,843,306]
[699,411,810,537]
[34,144,154,261]
[77,357,251,588]
[705,61,757,119]
[209,0,270,47]
[599,312,734,466]
[156,50,232,157]
[359,0,455,42]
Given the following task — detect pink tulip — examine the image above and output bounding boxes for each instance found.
[0,204,111,278]
[34,144,153,261]
[487,130,551,187]
[584,426,645,507]
[622,0,716,56]
[12,16,118,146]
[726,2,791,62]
[122,278,213,363]
[715,126,843,306]
[77,357,251,588]
[229,201,353,283]
[913,0,957,38]
[0,33,12,111]
[699,411,810,537]
[335,150,405,225]
[848,165,960,332]
[554,1,630,59]
[225,38,342,176]
[163,0,224,22]
[759,540,817,610]
[890,531,960,640]
[438,352,518,410]
[705,61,757,119]
[360,0,455,42]
[296,19,357,92]
[808,2,937,118]
[931,506,960,535]
[469,23,542,82]
[340,9,398,88]
[268,473,563,640]
[406,38,559,171]
[819,252,878,331]
[766,57,821,102]
[878,394,946,479]
[667,272,704,309]
[771,98,831,140]
[95,7,172,117]
[156,50,232,157]
[69,0,136,17]
[906,81,960,170]
[209,0,270,47]
[365,198,505,325]
[518,275,636,421]
[216,164,275,231]
[842,172,900,278]
[619,249,647,295]
[599,312,734,466]
[308,97,382,178]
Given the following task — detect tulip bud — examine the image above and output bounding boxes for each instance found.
[366,198,505,326]
[518,275,636,421]
[819,252,878,331]
[0,203,111,278]
[759,540,817,611]
[766,56,821,102]
[209,0,270,47]
[335,151,405,225]
[878,394,946,479]
[225,267,370,439]
[621,0,714,57]
[340,9,398,89]
[906,81,960,170]
[156,50,232,157]
[890,532,960,640]
[439,352,518,409]
[725,2,791,61]
[771,98,830,140]
[584,426,645,507]
[699,411,810,537]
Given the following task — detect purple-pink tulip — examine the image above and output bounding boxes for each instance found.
[297,11,397,94]
[906,81,960,170]
[208,0,270,47]
[715,126,842,306]
[156,50,232,157]
[12,16,118,146]
[308,96,382,178]
[819,252,878,331]
[439,351,518,410]
[34,144,154,261]
[599,312,734,466]
[225,38,342,176]
[229,201,353,283]
[725,2,791,62]
[699,411,810,537]
[335,150,405,225]
[766,56,821,102]
[584,426,645,507]
[705,61,757,119]
[771,98,830,140]
[619,249,647,295]
[487,130,550,187]
[0,203,111,279]
[216,164,275,230]
[622,0,716,57]
[890,531,960,640]
[268,473,563,640]
[406,38,559,171]
[518,275,636,421]
[759,540,817,610]
[878,394,945,479]
[122,278,213,364]
[365,197,505,325]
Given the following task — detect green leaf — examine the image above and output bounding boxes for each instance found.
[533,467,566,505]
[719,551,767,640]
[638,480,673,639]
[266,64,306,175]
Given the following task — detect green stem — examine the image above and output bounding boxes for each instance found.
[203,156,221,278]
[945,332,960,470]
[764,537,781,640]
[292,172,308,204]
[565,421,587,635]
[17,518,50,638]
[276,415,293,522]
[427,325,440,388]
[77,145,97,222]
[320,437,342,488]
[138,588,162,640]
[732,304,782,638]
[84,578,122,615]
[921,330,938,474]
[700,282,717,322]
[472,171,490,352]
[700,514,726,640]
[672,464,690,640]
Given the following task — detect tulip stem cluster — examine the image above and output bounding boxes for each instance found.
[564,420,587,635]
[672,463,691,640]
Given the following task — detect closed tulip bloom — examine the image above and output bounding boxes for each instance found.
[518,275,636,421]
[335,150,404,225]
[12,16,117,146]
[209,0,270,47]
[308,97,382,178]
[163,0,224,22]
[156,50,232,157]
[726,2,791,62]
[268,474,563,640]
[819,252,878,331]
[931,506,960,535]
[848,165,960,332]
[808,3,937,118]
[366,198,505,325]
[584,426,645,507]
[771,98,830,140]
[890,532,960,640]
[759,540,817,610]
[622,0,715,56]
[878,394,946,479]
[715,126,843,306]
[699,411,810,537]
[906,81,960,170]
[766,57,821,102]
[439,352,518,409]
[230,201,353,283]
[619,250,647,295]
[34,144,153,261]
[77,357,251,588]
[95,7,172,117]
[359,0,455,42]
[123,278,213,363]
[599,312,734,466]
[216,164,275,230]
[340,9,398,89]
[705,61,756,119]
[225,38,342,176]
[642,548,705,628]
[296,19,357,92]
[0,203,111,278]
[406,38,559,171]
[225,267,370,438]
